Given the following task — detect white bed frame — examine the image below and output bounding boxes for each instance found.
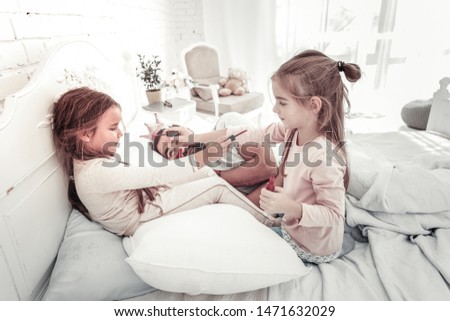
[0,39,141,300]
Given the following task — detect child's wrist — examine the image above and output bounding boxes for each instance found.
[285,201,303,221]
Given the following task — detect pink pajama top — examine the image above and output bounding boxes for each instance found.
[73,157,199,236]
[228,122,345,256]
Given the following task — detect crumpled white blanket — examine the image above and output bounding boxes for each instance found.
[341,131,450,300]
[269,131,450,301]
[347,140,450,214]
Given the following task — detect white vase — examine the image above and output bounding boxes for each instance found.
[146,90,162,105]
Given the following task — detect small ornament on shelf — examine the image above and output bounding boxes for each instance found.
[164,69,191,100]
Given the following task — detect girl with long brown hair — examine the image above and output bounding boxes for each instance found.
[175,50,361,263]
[51,87,277,236]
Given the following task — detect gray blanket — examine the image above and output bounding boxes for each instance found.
[269,131,450,300]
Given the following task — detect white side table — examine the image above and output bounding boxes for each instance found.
[142,97,196,124]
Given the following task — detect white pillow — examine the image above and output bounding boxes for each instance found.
[123,204,311,295]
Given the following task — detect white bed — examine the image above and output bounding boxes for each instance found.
[1,39,449,301]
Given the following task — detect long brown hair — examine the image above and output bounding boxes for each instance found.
[273,50,361,189]
[52,87,154,219]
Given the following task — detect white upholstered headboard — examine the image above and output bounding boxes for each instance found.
[0,39,141,300]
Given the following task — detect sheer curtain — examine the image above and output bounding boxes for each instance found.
[203,0,450,114]
[202,0,279,107]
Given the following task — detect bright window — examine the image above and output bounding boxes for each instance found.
[275,0,450,95]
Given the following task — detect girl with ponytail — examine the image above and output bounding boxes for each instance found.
[218,50,361,263]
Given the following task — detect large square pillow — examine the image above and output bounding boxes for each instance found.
[123,204,311,295]
[43,210,155,300]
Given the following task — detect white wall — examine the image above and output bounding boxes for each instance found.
[0,0,205,110]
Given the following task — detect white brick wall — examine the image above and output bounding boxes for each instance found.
[0,0,205,110]
[0,14,15,40]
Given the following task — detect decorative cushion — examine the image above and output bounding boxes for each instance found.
[43,210,155,301]
[191,77,222,101]
[123,204,311,296]
[401,99,432,130]
[192,87,213,101]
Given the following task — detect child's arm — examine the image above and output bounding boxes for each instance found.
[141,113,165,140]
[260,161,345,226]
[82,154,222,193]
[260,141,346,225]
[260,186,303,217]
[296,164,345,226]
[166,126,227,145]
[193,128,228,143]
[173,121,287,153]
[187,137,233,168]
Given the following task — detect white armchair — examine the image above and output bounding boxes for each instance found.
[182,43,264,118]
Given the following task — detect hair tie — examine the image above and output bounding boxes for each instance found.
[337,61,345,72]
[37,113,55,129]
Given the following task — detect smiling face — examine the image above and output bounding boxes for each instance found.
[83,105,123,155]
[271,80,321,136]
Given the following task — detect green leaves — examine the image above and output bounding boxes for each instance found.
[136,54,163,91]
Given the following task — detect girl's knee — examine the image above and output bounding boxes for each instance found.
[194,166,216,179]
[203,174,230,186]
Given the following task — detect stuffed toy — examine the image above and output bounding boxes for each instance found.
[218,67,249,96]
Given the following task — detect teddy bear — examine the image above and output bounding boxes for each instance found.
[218,67,249,96]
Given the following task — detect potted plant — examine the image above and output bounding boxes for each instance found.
[136,54,164,105]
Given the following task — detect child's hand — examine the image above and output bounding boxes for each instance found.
[172,126,194,144]
[202,136,232,162]
[141,113,165,140]
[142,122,164,140]
[259,186,296,215]
[218,135,233,154]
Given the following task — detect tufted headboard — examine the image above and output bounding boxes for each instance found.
[0,39,141,300]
